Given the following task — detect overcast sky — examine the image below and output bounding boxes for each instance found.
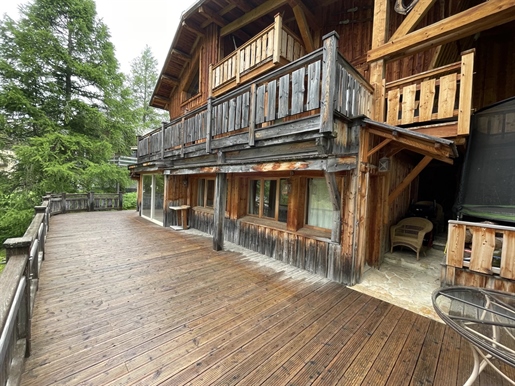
[0,0,198,74]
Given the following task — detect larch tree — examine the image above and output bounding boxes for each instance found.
[127,45,169,135]
[0,0,137,195]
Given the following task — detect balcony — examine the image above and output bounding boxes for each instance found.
[210,14,305,97]
[383,49,475,138]
[137,32,373,166]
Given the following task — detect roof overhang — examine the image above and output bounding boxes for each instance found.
[361,117,458,164]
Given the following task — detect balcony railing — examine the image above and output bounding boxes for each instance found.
[137,32,373,163]
[384,49,475,136]
[210,14,305,97]
[443,220,515,289]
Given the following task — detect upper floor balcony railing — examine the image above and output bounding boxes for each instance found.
[137,32,373,164]
[210,14,305,97]
[383,49,475,137]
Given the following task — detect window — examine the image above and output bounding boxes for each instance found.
[306,178,332,229]
[197,178,215,208]
[248,178,288,222]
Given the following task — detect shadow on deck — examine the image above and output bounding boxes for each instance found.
[21,211,514,385]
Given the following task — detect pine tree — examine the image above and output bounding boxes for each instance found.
[0,0,137,195]
[127,45,169,135]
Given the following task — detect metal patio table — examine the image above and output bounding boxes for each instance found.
[433,286,515,385]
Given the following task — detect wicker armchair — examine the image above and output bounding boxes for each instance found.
[390,217,433,260]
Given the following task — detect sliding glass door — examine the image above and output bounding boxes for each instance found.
[141,174,164,225]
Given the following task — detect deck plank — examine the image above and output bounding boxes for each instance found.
[19,211,514,386]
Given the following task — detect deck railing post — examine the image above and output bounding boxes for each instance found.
[320,31,339,133]
[206,97,212,153]
[88,192,94,212]
[3,237,32,357]
[61,193,67,214]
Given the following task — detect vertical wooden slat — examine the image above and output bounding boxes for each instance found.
[401,84,417,124]
[249,84,257,146]
[339,66,349,116]
[469,227,495,274]
[267,80,277,121]
[228,98,236,132]
[235,95,242,130]
[287,35,294,61]
[242,91,250,128]
[267,30,274,58]
[273,14,282,63]
[278,74,290,118]
[255,38,262,64]
[250,41,256,68]
[291,67,305,115]
[437,73,457,119]
[446,223,466,268]
[387,89,400,125]
[501,232,515,279]
[307,61,321,111]
[419,79,436,122]
[458,49,475,135]
[256,84,266,124]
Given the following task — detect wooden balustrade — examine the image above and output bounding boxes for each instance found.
[48,192,123,213]
[210,13,305,97]
[137,33,373,164]
[384,50,475,135]
[1,201,49,385]
[443,220,515,290]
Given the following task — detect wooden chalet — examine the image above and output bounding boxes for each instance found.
[130,0,515,286]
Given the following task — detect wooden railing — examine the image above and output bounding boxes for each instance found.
[210,13,305,97]
[443,220,515,290]
[137,32,373,163]
[0,192,123,385]
[384,49,475,135]
[1,201,49,385]
[47,192,123,213]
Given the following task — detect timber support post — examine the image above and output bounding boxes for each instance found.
[206,97,212,153]
[213,173,227,251]
[320,31,339,133]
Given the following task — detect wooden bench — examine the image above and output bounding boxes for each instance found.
[390,217,433,260]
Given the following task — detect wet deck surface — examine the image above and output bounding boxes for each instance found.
[21,211,515,385]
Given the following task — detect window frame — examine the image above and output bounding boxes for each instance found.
[197,178,215,208]
[248,177,288,222]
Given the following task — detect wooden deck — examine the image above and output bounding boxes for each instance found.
[20,211,515,385]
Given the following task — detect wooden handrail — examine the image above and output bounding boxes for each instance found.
[446,220,515,281]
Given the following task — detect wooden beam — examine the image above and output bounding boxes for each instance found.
[290,4,315,53]
[369,0,389,121]
[389,0,437,41]
[181,20,205,37]
[226,0,252,13]
[366,127,454,162]
[171,48,192,61]
[368,0,515,62]
[388,155,432,204]
[287,0,319,31]
[160,74,179,85]
[457,49,475,135]
[213,173,227,251]
[324,172,342,244]
[221,0,288,37]
[153,95,171,103]
[367,138,392,158]
[199,5,228,28]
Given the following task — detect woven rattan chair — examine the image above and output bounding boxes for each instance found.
[390,217,433,260]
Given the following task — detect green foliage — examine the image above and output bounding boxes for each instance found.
[0,191,38,246]
[0,249,5,275]
[123,192,137,210]
[127,45,169,134]
[0,0,140,242]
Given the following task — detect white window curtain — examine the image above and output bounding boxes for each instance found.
[307,178,332,229]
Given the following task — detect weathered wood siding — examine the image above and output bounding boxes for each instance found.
[190,210,345,283]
